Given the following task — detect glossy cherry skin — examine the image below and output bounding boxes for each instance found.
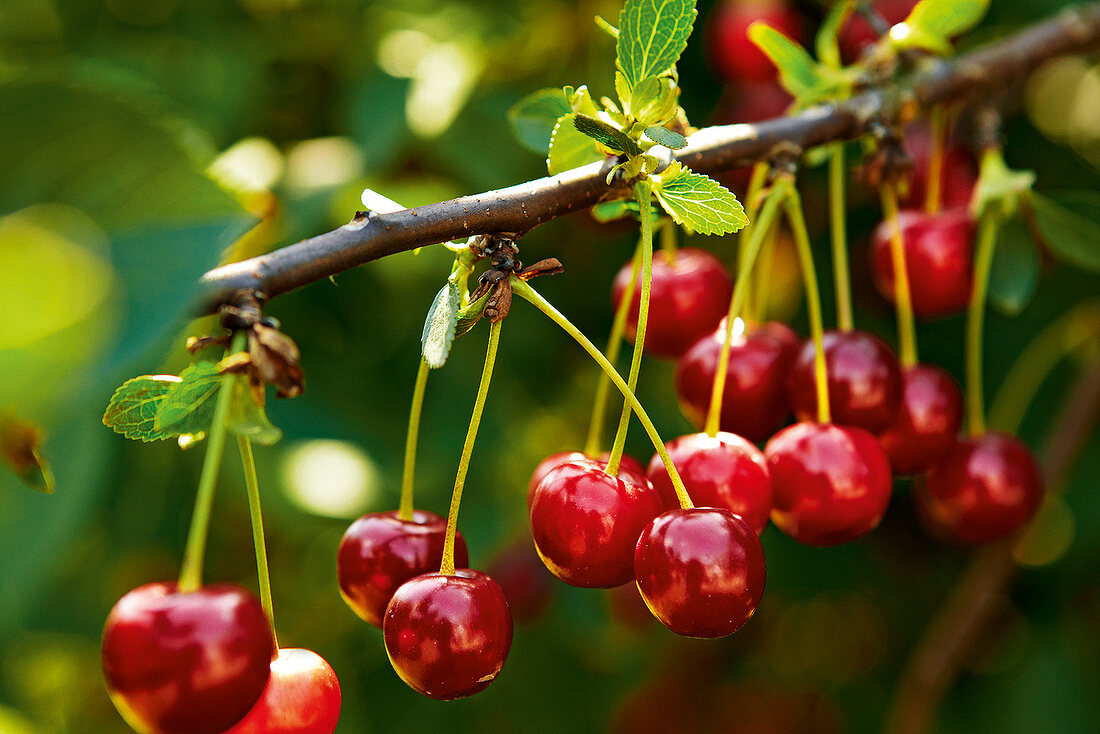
[706,0,804,83]
[529,458,664,588]
[920,431,1043,544]
[788,329,902,433]
[676,320,800,442]
[223,648,341,734]
[527,451,644,505]
[902,122,978,211]
[611,247,732,359]
[101,582,275,734]
[871,208,975,319]
[634,508,766,638]
[645,432,772,534]
[337,509,468,627]
[486,540,555,624]
[382,569,512,700]
[878,364,964,475]
[765,422,893,546]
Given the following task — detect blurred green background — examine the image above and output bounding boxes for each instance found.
[2,0,1100,732]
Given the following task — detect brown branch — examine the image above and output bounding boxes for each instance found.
[196,3,1100,316]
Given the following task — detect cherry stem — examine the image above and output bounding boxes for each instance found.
[440,319,501,576]
[925,104,947,215]
[752,224,779,322]
[606,179,655,475]
[738,162,770,322]
[704,182,789,437]
[829,142,855,332]
[784,188,832,424]
[512,277,694,509]
[967,208,1001,437]
[398,358,430,521]
[659,217,677,258]
[880,184,920,368]
[237,433,278,650]
[177,330,247,593]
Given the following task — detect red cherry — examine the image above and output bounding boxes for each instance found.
[902,122,978,211]
[920,431,1043,544]
[101,582,275,734]
[645,432,772,534]
[765,422,893,546]
[527,451,644,505]
[870,208,975,319]
[485,540,555,624]
[634,508,766,638]
[705,0,805,83]
[529,458,664,588]
[676,319,800,442]
[611,248,732,359]
[223,648,341,734]
[383,569,512,700]
[877,364,964,474]
[838,0,920,62]
[337,509,468,627]
[788,329,902,433]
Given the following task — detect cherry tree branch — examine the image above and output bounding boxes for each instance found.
[196,3,1100,315]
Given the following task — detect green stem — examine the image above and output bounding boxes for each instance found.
[925,104,946,215]
[512,278,693,509]
[752,224,779,323]
[440,320,501,576]
[967,210,1001,437]
[829,143,854,332]
[881,185,919,368]
[238,434,278,650]
[738,162,770,324]
[178,330,248,592]
[785,189,832,424]
[659,218,677,258]
[399,358,430,520]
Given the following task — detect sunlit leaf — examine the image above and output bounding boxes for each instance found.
[816,0,852,69]
[748,22,828,100]
[653,162,747,235]
[455,289,492,338]
[226,376,282,446]
[422,281,460,369]
[547,113,604,175]
[904,0,988,46]
[616,0,697,91]
[573,114,643,156]
[154,362,222,435]
[644,124,687,149]
[507,88,572,155]
[102,375,181,442]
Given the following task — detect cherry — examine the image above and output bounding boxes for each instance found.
[527,450,644,504]
[705,0,804,84]
[382,569,512,700]
[485,539,555,623]
[764,422,893,546]
[223,648,341,734]
[788,328,902,433]
[645,432,772,534]
[877,364,964,474]
[902,121,978,211]
[920,431,1043,544]
[870,208,975,319]
[611,247,732,359]
[337,509,468,628]
[101,582,275,734]
[676,319,800,442]
[838,0,920,62]
[634,508,766,637]
[529,457,664,588]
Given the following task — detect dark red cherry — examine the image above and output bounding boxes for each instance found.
[878,365,964,474]
[223,648,341,734]
[634,508,766,638]
[706,0,805,83]
[870,208,975,319]
[611,247,732,359]
[920,431,1043,544]
[838,0,919,62]
[529,458,664,588]
[486,539,555,624]
[676,319,800,442]
[645,432,772,534]
[902,122,978,211]
[765,422,893,546]
[788,329,902,433]
[383,569,512,700]
[101,582,275,734]
[337,509,468,627]
[527,451,644,506]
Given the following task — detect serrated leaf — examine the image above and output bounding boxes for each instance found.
[1,412,55,493]
[573,114,643,156]
[653,163,747,235]
[748,22,827,100]
[644,124,687,149]
[226,376,282,446]
[103,375,181,442]
[1031,192,1100,273]
[547,113,605,175]
[816,0,852,69]
[989,215,1039,316]
[507,88,573,155]
[422,281,461,369]
[155,362,222,435]
[904,0,988,45]
[616,0,697,91]
[455,289,491,338]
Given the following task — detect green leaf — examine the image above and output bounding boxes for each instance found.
[547,113,605,175]
[971,152,1034,219]
[455,289,492,338]
[616,0,697,91]
[644,125,687,149]
[988,215,1040,316]
[421,281,460,369]
[225,377,282,446]
[154,362,222,435]
[653,162,748,235]
[1031,192,1100,273]
[816,0,853,69]
[573,114,643,156]
[904,0,988,45]
[748,22,827,100]
[507,88,573,155]
[103,375,181,442]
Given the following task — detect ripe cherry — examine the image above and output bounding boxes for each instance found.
[527,450,644,504]
[101,582,275,734]
[765,422,893,546]
[676,319,800,442]
[383,569,512,700]
[705,0,804,83]
[337,509,468,627]
[870,208,975,319]
[223,648,341,734]
[611,247,732,359]
[645,432,772,534]
[920,431,1043,544]
[878,365,964,475]
[529,458,664,588]
[788,329,902,433]
[486,539,555,624]
[634,508,766,638]
[902,122,978,211]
